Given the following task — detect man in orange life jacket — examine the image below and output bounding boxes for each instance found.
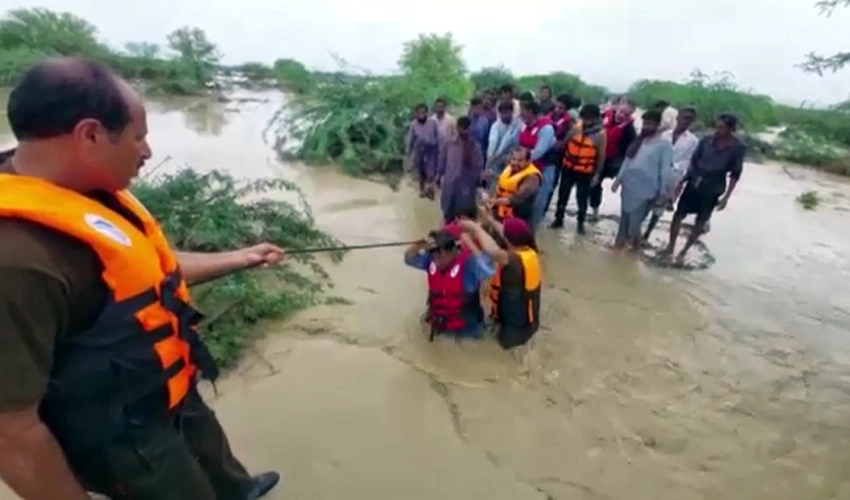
[550,104,607,234]
[589,100,637,221]
[403,222,498,340]
[517,100,556,229]
[491,146,542,230]
[0,58,280,500]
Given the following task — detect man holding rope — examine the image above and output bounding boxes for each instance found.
[0,57,281,500]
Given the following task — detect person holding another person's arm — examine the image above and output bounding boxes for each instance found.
[404,225,495,340]
[455,217,541,351]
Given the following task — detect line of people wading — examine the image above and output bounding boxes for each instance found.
[405,83,745,348]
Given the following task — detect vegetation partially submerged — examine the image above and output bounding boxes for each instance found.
[132,168,342,367]
[279,44,850,181]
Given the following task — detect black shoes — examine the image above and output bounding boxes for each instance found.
[245,471,281,499]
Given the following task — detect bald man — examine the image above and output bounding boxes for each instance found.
[0,58,280,500]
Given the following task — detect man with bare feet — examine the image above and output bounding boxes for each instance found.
[661,113,745,264]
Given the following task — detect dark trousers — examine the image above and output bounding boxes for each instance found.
[553,169,593,225]
[589,157,621,210]
[68,388,252,500]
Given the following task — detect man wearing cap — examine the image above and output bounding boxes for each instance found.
[458,215,541,350]
[403,224,498,340]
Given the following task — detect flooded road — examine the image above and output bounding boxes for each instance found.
[2,90,850,499]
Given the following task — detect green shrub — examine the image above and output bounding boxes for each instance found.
[132,168,342,367]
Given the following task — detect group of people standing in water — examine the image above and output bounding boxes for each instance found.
[404,83,745,350]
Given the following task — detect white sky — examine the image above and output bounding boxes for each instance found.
[6,0,850,105]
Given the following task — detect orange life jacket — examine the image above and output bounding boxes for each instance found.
[493,163,541,221]
[0,174,216,447]
[561,127,601,175]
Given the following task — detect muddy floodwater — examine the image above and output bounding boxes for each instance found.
[2,90,850,500]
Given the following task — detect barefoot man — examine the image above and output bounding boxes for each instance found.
[662,113,745,264]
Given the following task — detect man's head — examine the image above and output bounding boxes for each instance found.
[499,83,514,100]
[553,94,572,117]
[519,100,540,125]
[454,199,478,222]
[456,115,471,139]
[497,100,514,124]
[509,146,530,169]
[652,100,670,112]
[7,57,151,191]
[615,99,636,123]
[714,113,738,138]
[578,103,602,125]
[502,217,537,251]
[518,91,535,104]
[429,227,462,269]
[676,106,697,132]
[639,109,662,136]
[469,96,483,116]
[414,103,428,122]
[539,85,551,101]
[434,97,447,116]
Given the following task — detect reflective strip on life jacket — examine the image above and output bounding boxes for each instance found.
[494,164,541,220]
[562,131,600,175]
[0,174,208,414]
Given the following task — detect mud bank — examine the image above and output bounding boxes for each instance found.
[1,91,850,500]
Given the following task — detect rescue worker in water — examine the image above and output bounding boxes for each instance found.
[456,214,541,350]
[403,222,500,340]
[0,58,280,500]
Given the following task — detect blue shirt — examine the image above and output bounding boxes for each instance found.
[529,123,556,164]
[404,251,496,338]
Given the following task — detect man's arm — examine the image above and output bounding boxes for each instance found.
[403,241,431,270]
[721,144,746,201]
[529,125,555,162]
[592,134,608,179]
[176,251,249,286]
[509,174,541,206]
[0,269,90,500]
[486,123,501,159]
[465,223,509,267]
[684,137,706,182]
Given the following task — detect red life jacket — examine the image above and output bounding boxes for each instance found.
[518,117,553,168]
[602,108,634,159]
[547,112,573,139]
[427,248,480,332]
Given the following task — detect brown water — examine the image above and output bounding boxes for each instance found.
[2,90,850,499]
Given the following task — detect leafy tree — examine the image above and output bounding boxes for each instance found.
[166,26,221,86]
[470,66,514,93]
[0,8,104,56]
[125,41,160,59]
[800,0,850,75]
[237,62,273,81]
[397,33,471,104]
[272,58,313,93]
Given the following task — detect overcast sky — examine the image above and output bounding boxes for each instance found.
[6,0,850,104]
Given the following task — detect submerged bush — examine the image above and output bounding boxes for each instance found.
[282,34,472,178]
[771,128,849,167]
[796,190,821,210]
[132,168,342,367]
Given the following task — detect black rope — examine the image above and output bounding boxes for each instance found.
[287,240,421,255]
